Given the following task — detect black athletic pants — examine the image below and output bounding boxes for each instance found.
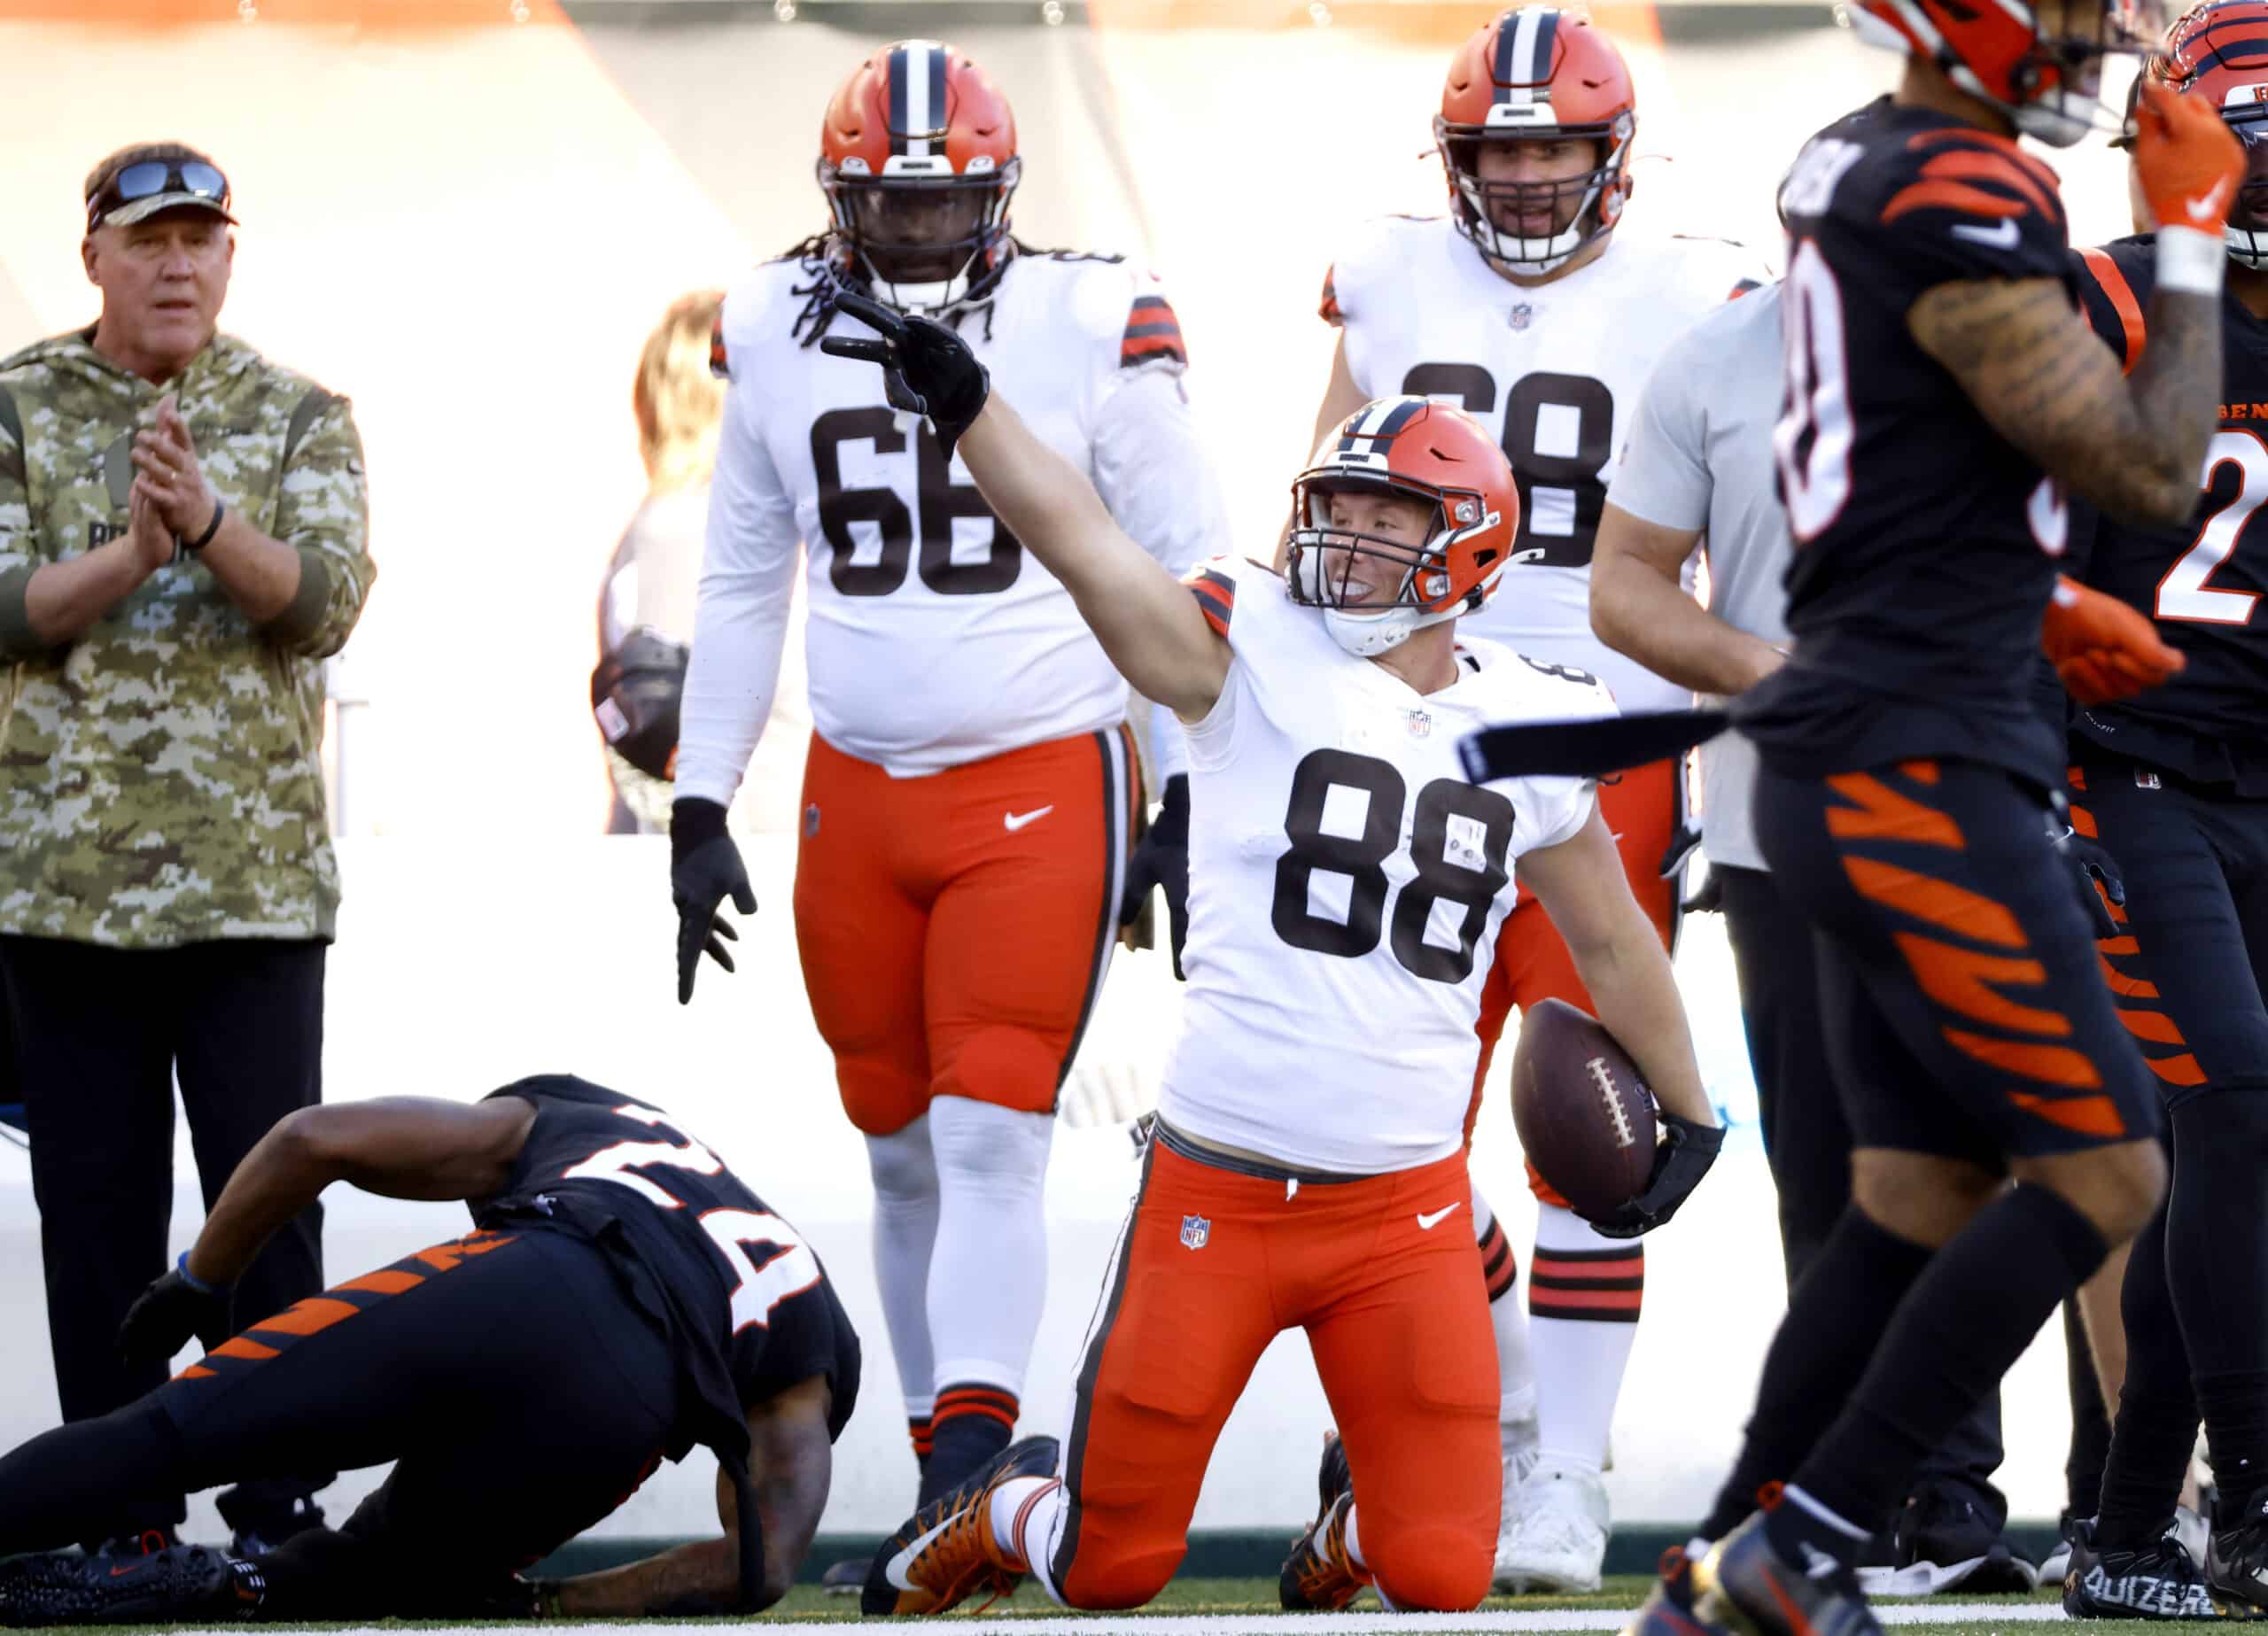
[0,1229,680,1618]
[0,935,331,1545]
[1720,863,2012,1527]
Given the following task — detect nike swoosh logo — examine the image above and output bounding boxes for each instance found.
[1004,806,1054,833]
[108,1567,144,1578]
[1417,1202,1463,1230]
[2191,176,2234,223]
[883,1514,958,1590]
[1950,218,2020,250]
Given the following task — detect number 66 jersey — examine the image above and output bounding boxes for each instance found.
[1161,557,1615,1176]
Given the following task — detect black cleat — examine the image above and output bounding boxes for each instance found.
[0,1544,263,1627]
[862,1434,1059,1617]
[2207,1494,2268,1617]
[819,1555,872,1596]
[2065,1520,2225,1620]
[1623,1545,1732,1636]
[1281,1429,1366,1611]
[1695,1513,1884,1636]
[1860,1492,2037,1595]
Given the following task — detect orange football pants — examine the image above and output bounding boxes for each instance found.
[1472,757,1682,1205]
[1051,1140,1498,1612]
[792,726,1138,1137]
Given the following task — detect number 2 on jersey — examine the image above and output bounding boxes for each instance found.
[2157,430,2268,625]
[811,407,1022,597]
[1271,748,1515,984]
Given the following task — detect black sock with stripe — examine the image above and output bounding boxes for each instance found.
[923,1384,1018,1504]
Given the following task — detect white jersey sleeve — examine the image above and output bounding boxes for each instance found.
[676,286,804,810]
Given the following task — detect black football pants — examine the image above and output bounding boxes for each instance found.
[0,1229,680,1617]
[1720,862,2015,1529]
[0,935,331,1546]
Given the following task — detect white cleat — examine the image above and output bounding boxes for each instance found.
[1494,1457,1609,1595]
[1494,1414,1542,1562]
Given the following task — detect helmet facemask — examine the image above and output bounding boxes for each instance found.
[1285,473,1505,657]
[1852,0,2167,146]
[1437,115,1633,276]
[820,158,1020,315]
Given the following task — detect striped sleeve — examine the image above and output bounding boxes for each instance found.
[1183,560,1236,640]
[1120,292,1187,368]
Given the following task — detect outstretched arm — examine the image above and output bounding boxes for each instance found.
[822,291,1230,719]
[551,1375,835,1616]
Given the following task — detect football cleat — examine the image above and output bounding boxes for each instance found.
[1622,1545,1733,1636]
[819,1556,871,1596]
[1280,1429,1369,1611]
[2039,1512,2085,1586]
[1859,1491,2037,1595]
[0,1544,263,1626]
[1695,1512,1884,1636]
[2065,1519,2224,1620]
[1496,1458,1610,1593]
[861,1434,1059,1617]
[2207,1493,2268,1617]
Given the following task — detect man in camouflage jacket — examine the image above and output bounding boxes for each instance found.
[0,142,373,1558]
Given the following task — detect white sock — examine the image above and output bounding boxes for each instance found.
[1472,1184,1537,1423]
[927,1096,1053,1393]
[991,1475,1068,1603]
[865,1120,940,1445]
[1529,1202,1643,1473]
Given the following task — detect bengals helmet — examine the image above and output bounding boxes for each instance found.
[2159,0,2268,263]
[1434,9,1637,277]
[1847,0,2166,145]
[1286,399,1519,658]
[818,40,1021,314]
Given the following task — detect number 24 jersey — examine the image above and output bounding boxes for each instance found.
[1161,558,1612,1177]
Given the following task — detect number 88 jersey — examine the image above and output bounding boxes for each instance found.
[1161,558,1612,1177]
[1323,213,1763,718]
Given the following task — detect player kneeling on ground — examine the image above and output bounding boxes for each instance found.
[0,1076,858,1624]
[822,289,1720,1617]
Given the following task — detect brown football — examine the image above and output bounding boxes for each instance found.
[1509,997,1659,1221]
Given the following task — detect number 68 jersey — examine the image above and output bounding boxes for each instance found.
[1161,558,1614,1176]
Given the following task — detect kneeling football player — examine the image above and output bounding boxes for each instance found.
[0,1075,858,1624]
[822,290,1721,1616]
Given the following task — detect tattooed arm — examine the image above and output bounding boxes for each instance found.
[1907,275,2215,528]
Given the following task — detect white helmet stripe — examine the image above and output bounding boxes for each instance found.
[904,39,940,158]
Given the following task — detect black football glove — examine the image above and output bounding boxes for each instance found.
[818,290,991,460]
[1588,1111,1724,1240]
[2054,822,2126,942]
[118,1256,233,1366]
[1121,774,1191,981]
[1657,818,1721,915]
[672,797,756,1005]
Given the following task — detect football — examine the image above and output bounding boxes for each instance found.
[1510,997,1659,1222]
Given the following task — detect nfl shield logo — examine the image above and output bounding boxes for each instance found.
[1508,302,1534,331]
[1180,1213,1210,1251]
[1406,709,1433,739]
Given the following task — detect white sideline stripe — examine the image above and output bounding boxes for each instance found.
[166,1604,2071,1634]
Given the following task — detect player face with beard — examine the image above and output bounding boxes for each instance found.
[1473,137,1608,243]
[847,184,992,285]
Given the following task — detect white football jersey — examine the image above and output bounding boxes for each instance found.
[1161,558,1612,1176]
[677,249,1225,798]
[1324,215,1765,716]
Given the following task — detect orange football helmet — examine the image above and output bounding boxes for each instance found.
[2160,0,2268,262]
[1286,398,1519,657]
[1848,0,2164,145]
[1434,8,1637,277]
[818,40,1021,314]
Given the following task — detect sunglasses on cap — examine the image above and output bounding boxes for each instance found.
[87,160,232,229]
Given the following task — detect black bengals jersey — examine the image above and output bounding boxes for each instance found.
[2070,235,2268,791]
[472,1076,860,1470]
[1736,98,2077,787]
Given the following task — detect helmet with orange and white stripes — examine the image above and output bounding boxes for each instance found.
[818,40,1021,314]
[2159,0,2268,263]
[1847,0,2165,146]
[1286,398,1519,658]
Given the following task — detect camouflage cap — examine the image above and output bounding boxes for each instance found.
[84,141,237,230]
